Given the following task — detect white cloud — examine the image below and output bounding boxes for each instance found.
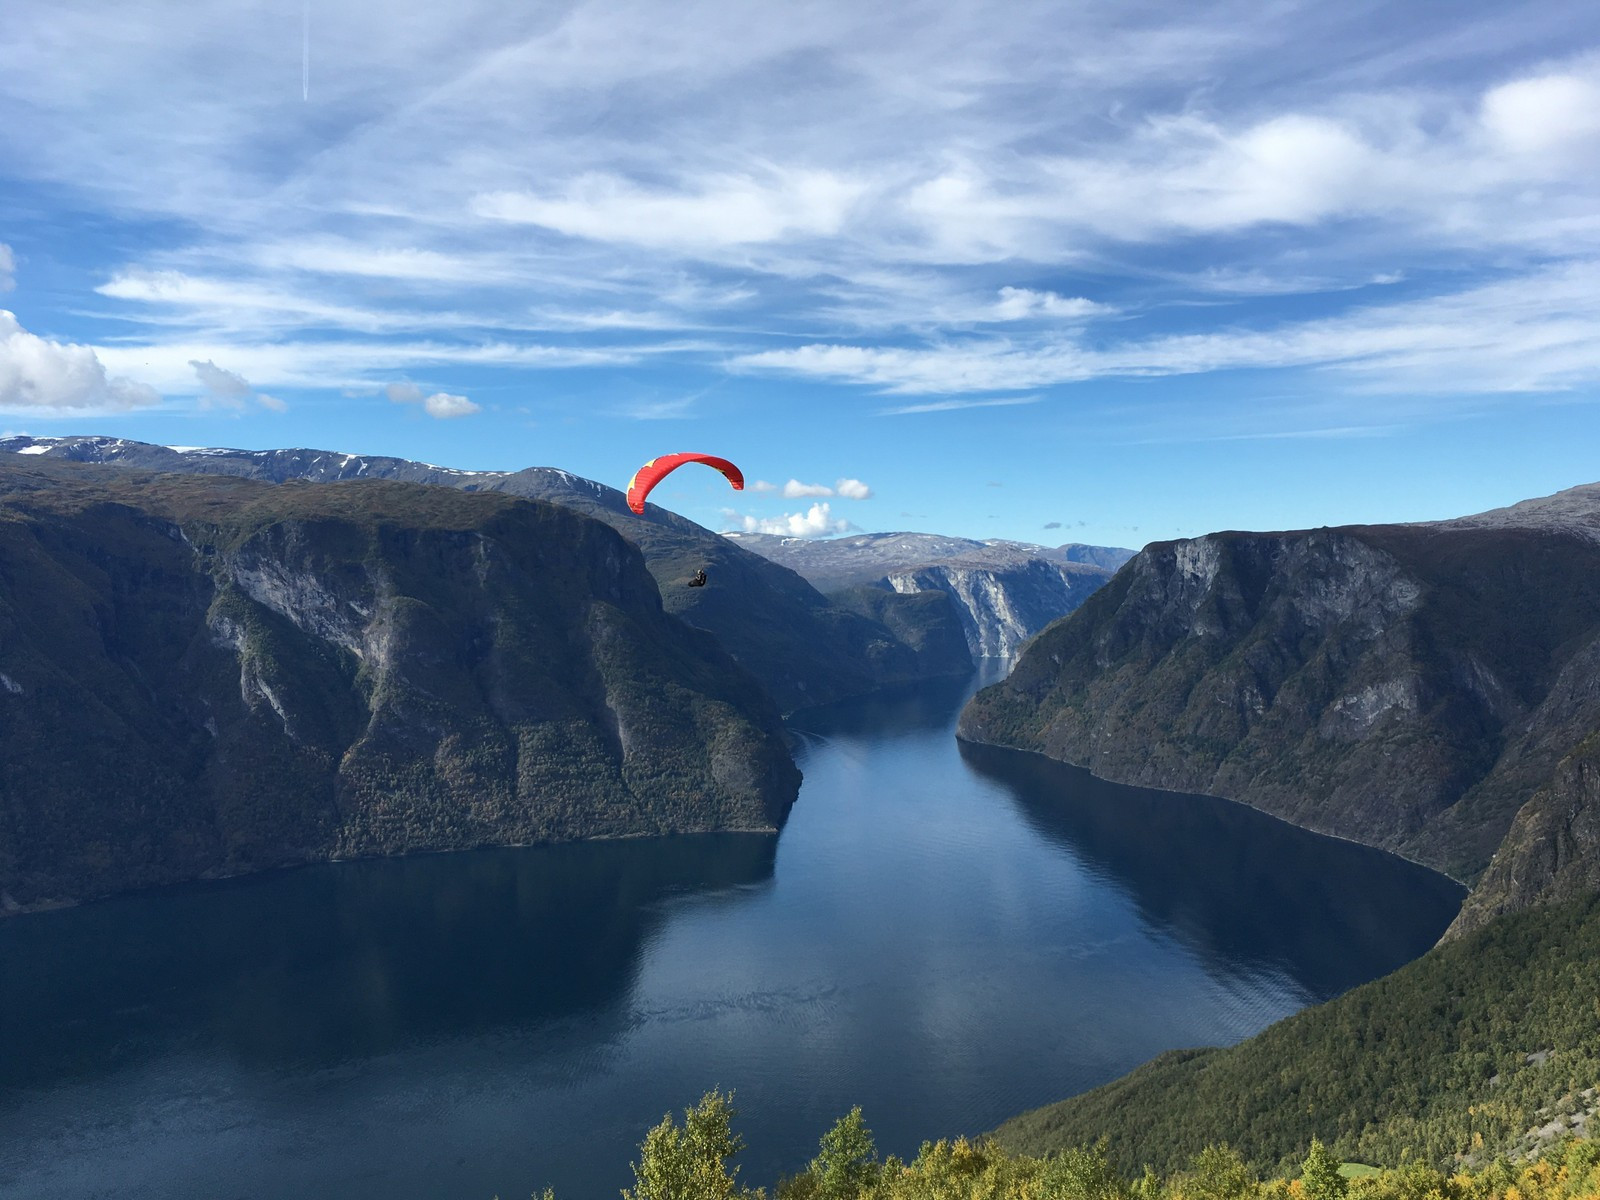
[189,358,284,412]
[0,244,14,292]
[7,1,1600,422]
[0,311,160,413]
[992,288,1106,322]
[754,476,872,499]
[729,502,854,538]
[190,359,250,407]
[385,381,426,405]
[386,380,481,419]
[91,338,647,396]
[783,479,835,498]
[1480,72,1600,155]
[98,269,442,335]
[422,391,480,418]
[475,168,866,251]
[253,241,492,283]
[741,261,1600,398]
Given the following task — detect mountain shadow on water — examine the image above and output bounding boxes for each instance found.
[957,741,1465,1002]
[0,834,777,1090]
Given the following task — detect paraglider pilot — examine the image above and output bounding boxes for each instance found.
[688,568,708,588]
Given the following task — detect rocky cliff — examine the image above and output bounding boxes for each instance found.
[958,483,1600,930]
[0,458,800,912]
[885,559,1114,659]
[725,529,1127,659]
[0,437,972,710]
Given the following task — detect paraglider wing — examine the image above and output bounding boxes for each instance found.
[626,452,744,515]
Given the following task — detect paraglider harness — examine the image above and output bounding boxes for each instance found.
[687,568,708,588]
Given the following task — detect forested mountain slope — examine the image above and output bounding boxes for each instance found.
[993,893,1600,1177]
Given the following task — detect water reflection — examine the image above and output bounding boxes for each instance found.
[0,663,1464,1200]
[958,742,1465,1001]
[0,835,776,1086]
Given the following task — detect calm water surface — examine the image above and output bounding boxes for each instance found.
[0,665,1463,1199]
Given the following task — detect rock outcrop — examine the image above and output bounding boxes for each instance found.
[959,483,1600,929]
[726,528,1129,659]
[886,559,1114,659]
[0,458,800,912]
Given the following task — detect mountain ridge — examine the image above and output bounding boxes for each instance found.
[0,436,975,710]
[0,456,800,912]
[958,479,1600,935]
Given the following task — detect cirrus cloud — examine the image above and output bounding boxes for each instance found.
[474,168,866,252]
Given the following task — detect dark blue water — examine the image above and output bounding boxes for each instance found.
[0,666,1463,1200]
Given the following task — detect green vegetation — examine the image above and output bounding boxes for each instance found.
[514,1092,1600,1200]
[994,896,1600,1178]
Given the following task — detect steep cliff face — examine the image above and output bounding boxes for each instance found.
[1450,734,1600,936]
[958,486,1600,925]
[723,528,1125,660]
[0,460,800,911]
[887,559,1113,658]
[722,530,1130,595]
[0,437,972,710]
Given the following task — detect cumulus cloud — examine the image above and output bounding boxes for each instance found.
[191,359,250,401]
[386,380,482,419]
[728,502,854,538]
[1043,521,1062,529]
[422,392,479,418]
[0,311,160,412]
[783,479,835,498]
[773,477,874,499]
[750,479,778,492]
[1480,72,1600,155]
[0,244,14,292]
[189,359,284,411]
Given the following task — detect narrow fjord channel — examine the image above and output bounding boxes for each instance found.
[0,664,1463,1200]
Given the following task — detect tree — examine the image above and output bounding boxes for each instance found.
[1174,1145,1256,1200]
[624,1090,760,1200]
[1039,1142,1130,1200]
[809,1107,880,1200]
[1299,1140,1347,1200]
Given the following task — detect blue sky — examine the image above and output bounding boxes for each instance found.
[2,0,1598,548]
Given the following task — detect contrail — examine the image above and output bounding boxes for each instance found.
[301,0,309,101]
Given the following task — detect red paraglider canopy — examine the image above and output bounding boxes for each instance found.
[626,452,744,514]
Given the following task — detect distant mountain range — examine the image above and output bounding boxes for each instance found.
[0,437,979,710]
[723,531,1134,592]
[0,456,799,912]
[960,480,1600,936]
[727,531,1134,658]
[0,436,1133,686]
